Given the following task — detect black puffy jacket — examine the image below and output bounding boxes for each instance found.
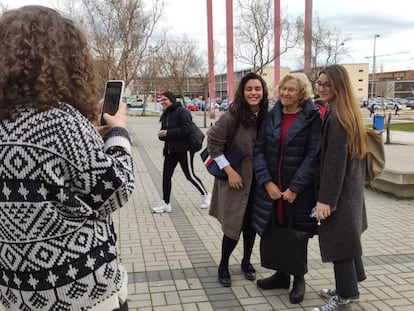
[252,99,321,235]
[159,103,192,155]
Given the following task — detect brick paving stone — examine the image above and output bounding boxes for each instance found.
[113,114,414,310]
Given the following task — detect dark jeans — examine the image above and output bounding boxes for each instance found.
[334,256,366,299]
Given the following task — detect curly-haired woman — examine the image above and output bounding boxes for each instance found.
[207,72,269,287]
[0,6,134,311]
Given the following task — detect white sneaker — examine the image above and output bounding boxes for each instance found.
[312,295,352,311]
[201,193,211,209]
[320,289,359,302]
[152,200,172,213]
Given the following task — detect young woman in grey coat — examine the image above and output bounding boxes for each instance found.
[207,72,268,287]
[312,64,368,311]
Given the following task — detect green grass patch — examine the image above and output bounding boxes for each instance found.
[366,122,414,132]
[388,123,414,132]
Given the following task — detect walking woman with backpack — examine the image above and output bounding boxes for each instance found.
[153,91,210,213]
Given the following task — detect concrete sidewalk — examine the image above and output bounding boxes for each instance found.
[113,113,414,311]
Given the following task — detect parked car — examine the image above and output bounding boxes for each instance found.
[124,97,145,108]
[268,99,276,110]
[405,100,414,109]
[219,99,229,111]
[186,102,200,111]
[191,98,205,111]
[368,103,380,111]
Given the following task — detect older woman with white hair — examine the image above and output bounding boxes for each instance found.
[252,73,321,304]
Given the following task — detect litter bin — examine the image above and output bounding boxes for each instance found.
[373,115,385,130]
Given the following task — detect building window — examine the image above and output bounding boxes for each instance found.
[358,79,363,82]
[359,69,364,72]
[358,88,363,91]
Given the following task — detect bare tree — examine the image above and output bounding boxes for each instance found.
[234,0,300,75]
[156,35,205,106]
[136,47,167,115]
[62,0,164,91]
[296,15,351,83]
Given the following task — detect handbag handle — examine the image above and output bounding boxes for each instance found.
[271,200,294,228]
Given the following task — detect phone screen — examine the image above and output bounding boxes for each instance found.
[101,80,124,125]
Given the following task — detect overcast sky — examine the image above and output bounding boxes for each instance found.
[3,0,414,72]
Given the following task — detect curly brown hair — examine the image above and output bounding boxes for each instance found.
[0,5,100,121]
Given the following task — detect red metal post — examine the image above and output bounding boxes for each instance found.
[304,0,312,76]
[226,0,234,103]
[207,0,215,118]
[274,0,281,88]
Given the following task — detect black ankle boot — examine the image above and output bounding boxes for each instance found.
[218,265,231,287]
[289,276,305,304]
[257,271,290,290]
[241,261,256,281]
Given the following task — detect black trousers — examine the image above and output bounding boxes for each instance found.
[334,256,366,299]
[162,150,208,203]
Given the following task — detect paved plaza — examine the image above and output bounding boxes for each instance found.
[113,112,414,311]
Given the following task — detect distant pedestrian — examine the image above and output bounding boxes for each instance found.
[369,103,375,117]
[394,104,400,116]
[154,91,211,213]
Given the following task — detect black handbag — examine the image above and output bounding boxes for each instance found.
[200,144,246,180]
[260,206,310,276]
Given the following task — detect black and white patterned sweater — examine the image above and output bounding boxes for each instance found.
[0,104,135,310]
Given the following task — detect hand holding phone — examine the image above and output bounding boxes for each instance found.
[101,80,125,125]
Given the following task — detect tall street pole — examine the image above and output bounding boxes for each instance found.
[304,0,312,76]
[273,0,281,88]
[226,0,234,103]
[370,34,380,99]
[206,0,215,120]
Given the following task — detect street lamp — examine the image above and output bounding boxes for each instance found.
[370,34,380,99]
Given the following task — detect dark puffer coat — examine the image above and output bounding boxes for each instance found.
[252,99,321,236]
[159,103,192,155]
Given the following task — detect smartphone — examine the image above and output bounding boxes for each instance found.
[101,80,125,125]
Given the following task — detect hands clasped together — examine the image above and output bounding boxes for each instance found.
[264,181,297,203]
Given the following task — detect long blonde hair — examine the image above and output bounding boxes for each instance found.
[319,65,368,159]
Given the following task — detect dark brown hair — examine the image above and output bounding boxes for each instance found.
[229,72,269,127]
[0,5,100,120]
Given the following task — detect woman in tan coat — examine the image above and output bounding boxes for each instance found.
[207,72,268,287]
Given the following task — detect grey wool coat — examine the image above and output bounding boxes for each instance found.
[316,111,368,262]
[207,112,258,241]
